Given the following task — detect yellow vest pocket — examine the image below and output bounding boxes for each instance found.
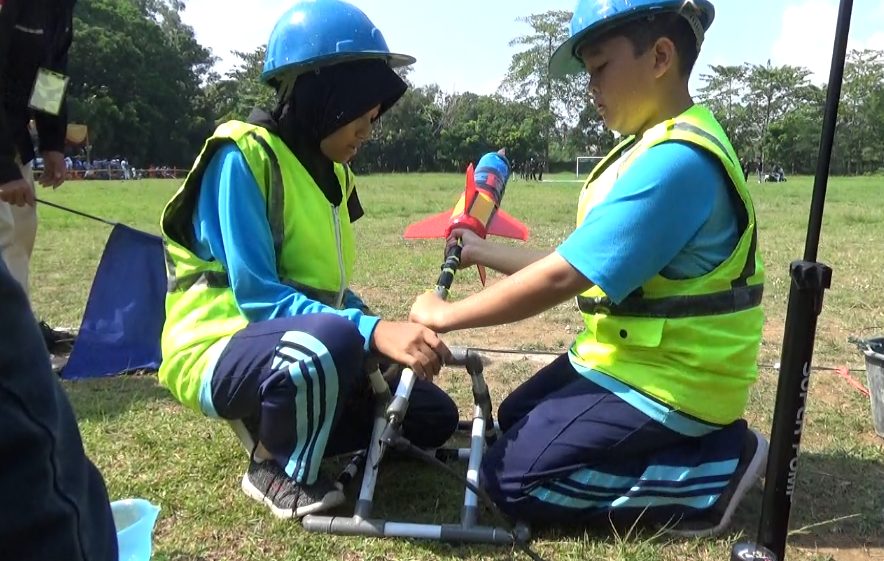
[593,316,666,348]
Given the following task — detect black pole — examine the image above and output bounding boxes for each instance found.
[435,242,462,299]
[36,198,118,227]
[801,3,852,264]
[731,1,853,560]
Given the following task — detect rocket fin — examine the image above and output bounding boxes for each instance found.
[486,209,530,240]
[403,211,454,239]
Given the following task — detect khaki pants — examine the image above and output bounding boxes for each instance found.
[0,162,37,296]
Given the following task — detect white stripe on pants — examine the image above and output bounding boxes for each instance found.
[0,162,37,296]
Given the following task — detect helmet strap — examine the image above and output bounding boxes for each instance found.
[679,7,706,51]
[275,73,298,104]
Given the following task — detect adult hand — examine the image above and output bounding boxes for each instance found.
[370,320,451,381]
[409,291,452,334]
[39,151,66,188]
[0,178,36,206]
[446,228,486,269]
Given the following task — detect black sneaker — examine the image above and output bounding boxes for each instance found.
[38,321,76,353]
[665,428,769,538]
[241,459,345,519]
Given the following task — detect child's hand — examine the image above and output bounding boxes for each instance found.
[370,320,450,381]
[409,291,452,333]
[446,229,485,268]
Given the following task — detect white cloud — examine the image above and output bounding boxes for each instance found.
[437,76,504,96]
[180,0,290,74]
[772,0,884,83]
[771,1,838,82]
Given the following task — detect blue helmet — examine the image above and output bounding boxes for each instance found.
[549,0,715,78]
[262,0,416,85]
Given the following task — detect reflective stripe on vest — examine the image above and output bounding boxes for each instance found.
[158,121,357,411]
[571,104,765,425]
[577,284,763,318]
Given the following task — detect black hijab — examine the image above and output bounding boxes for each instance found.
[249,59,407,212]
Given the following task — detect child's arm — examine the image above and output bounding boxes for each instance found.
[412,141,733,334]
[196,145,450,379]
[453,229,551,276]
[194,144,380,350]
[342,288,372,313]
[410,251,591,333]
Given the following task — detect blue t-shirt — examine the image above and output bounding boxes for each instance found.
[190,143,379,351]
[557,141,739,302]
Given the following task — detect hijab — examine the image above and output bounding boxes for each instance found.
[250,59,407,210]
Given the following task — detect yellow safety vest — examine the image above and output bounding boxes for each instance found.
[159,121,357,410]
[572,105,765,425]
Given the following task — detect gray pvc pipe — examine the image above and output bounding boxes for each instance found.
[301,515,521,544]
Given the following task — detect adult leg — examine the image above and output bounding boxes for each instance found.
[0,163,70,350]
[0,162,37,295]
[0,200,16,285]
[482,358,759,532]
[0,259,118,561]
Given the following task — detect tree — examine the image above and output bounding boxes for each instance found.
[500,10,590,165]
[204,47,277,124]
[436,94,546,171]
[835,49,884,174]
[742,61,814,170]
[63,3,884,177]
[697,65,753,159]
[67,0,215,167]
[560,103,616,159]
[765,86,825,174]
[355,85,444,173]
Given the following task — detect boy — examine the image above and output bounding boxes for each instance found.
[160,0,457,520]
[410,0,767,536]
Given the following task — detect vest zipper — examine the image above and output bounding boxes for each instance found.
[332,205,346,308]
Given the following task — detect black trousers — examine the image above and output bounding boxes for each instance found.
[0,260,118,561]
[210,315,459,483]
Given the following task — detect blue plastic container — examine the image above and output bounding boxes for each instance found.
[111,499,160,561]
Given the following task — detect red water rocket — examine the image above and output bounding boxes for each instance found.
[403,149,529,284]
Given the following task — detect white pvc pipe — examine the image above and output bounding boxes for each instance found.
[384,522,443,540]
[464,405,485,510]
[394,368,417,400]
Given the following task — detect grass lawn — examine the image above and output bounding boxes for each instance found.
[30,172,884,561]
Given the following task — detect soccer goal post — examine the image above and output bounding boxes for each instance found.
[576,156,604,179]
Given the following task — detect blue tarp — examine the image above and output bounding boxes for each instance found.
[62,224,166,379]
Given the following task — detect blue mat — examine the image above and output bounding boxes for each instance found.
[62,224,166,379]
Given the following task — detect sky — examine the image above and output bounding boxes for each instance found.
[180,0,884,94]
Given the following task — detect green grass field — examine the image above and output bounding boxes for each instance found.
[31,173,884,561]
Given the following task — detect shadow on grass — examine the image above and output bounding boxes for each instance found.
[740,451,884,551]
[62,373,173,421]
[327,449,883,558]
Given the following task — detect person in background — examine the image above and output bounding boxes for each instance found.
[0,0,77,351]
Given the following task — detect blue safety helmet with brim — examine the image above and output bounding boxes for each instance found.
[549,0,715,78]
[261,0,416,87]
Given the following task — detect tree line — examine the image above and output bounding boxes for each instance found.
[68,0,884,176]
